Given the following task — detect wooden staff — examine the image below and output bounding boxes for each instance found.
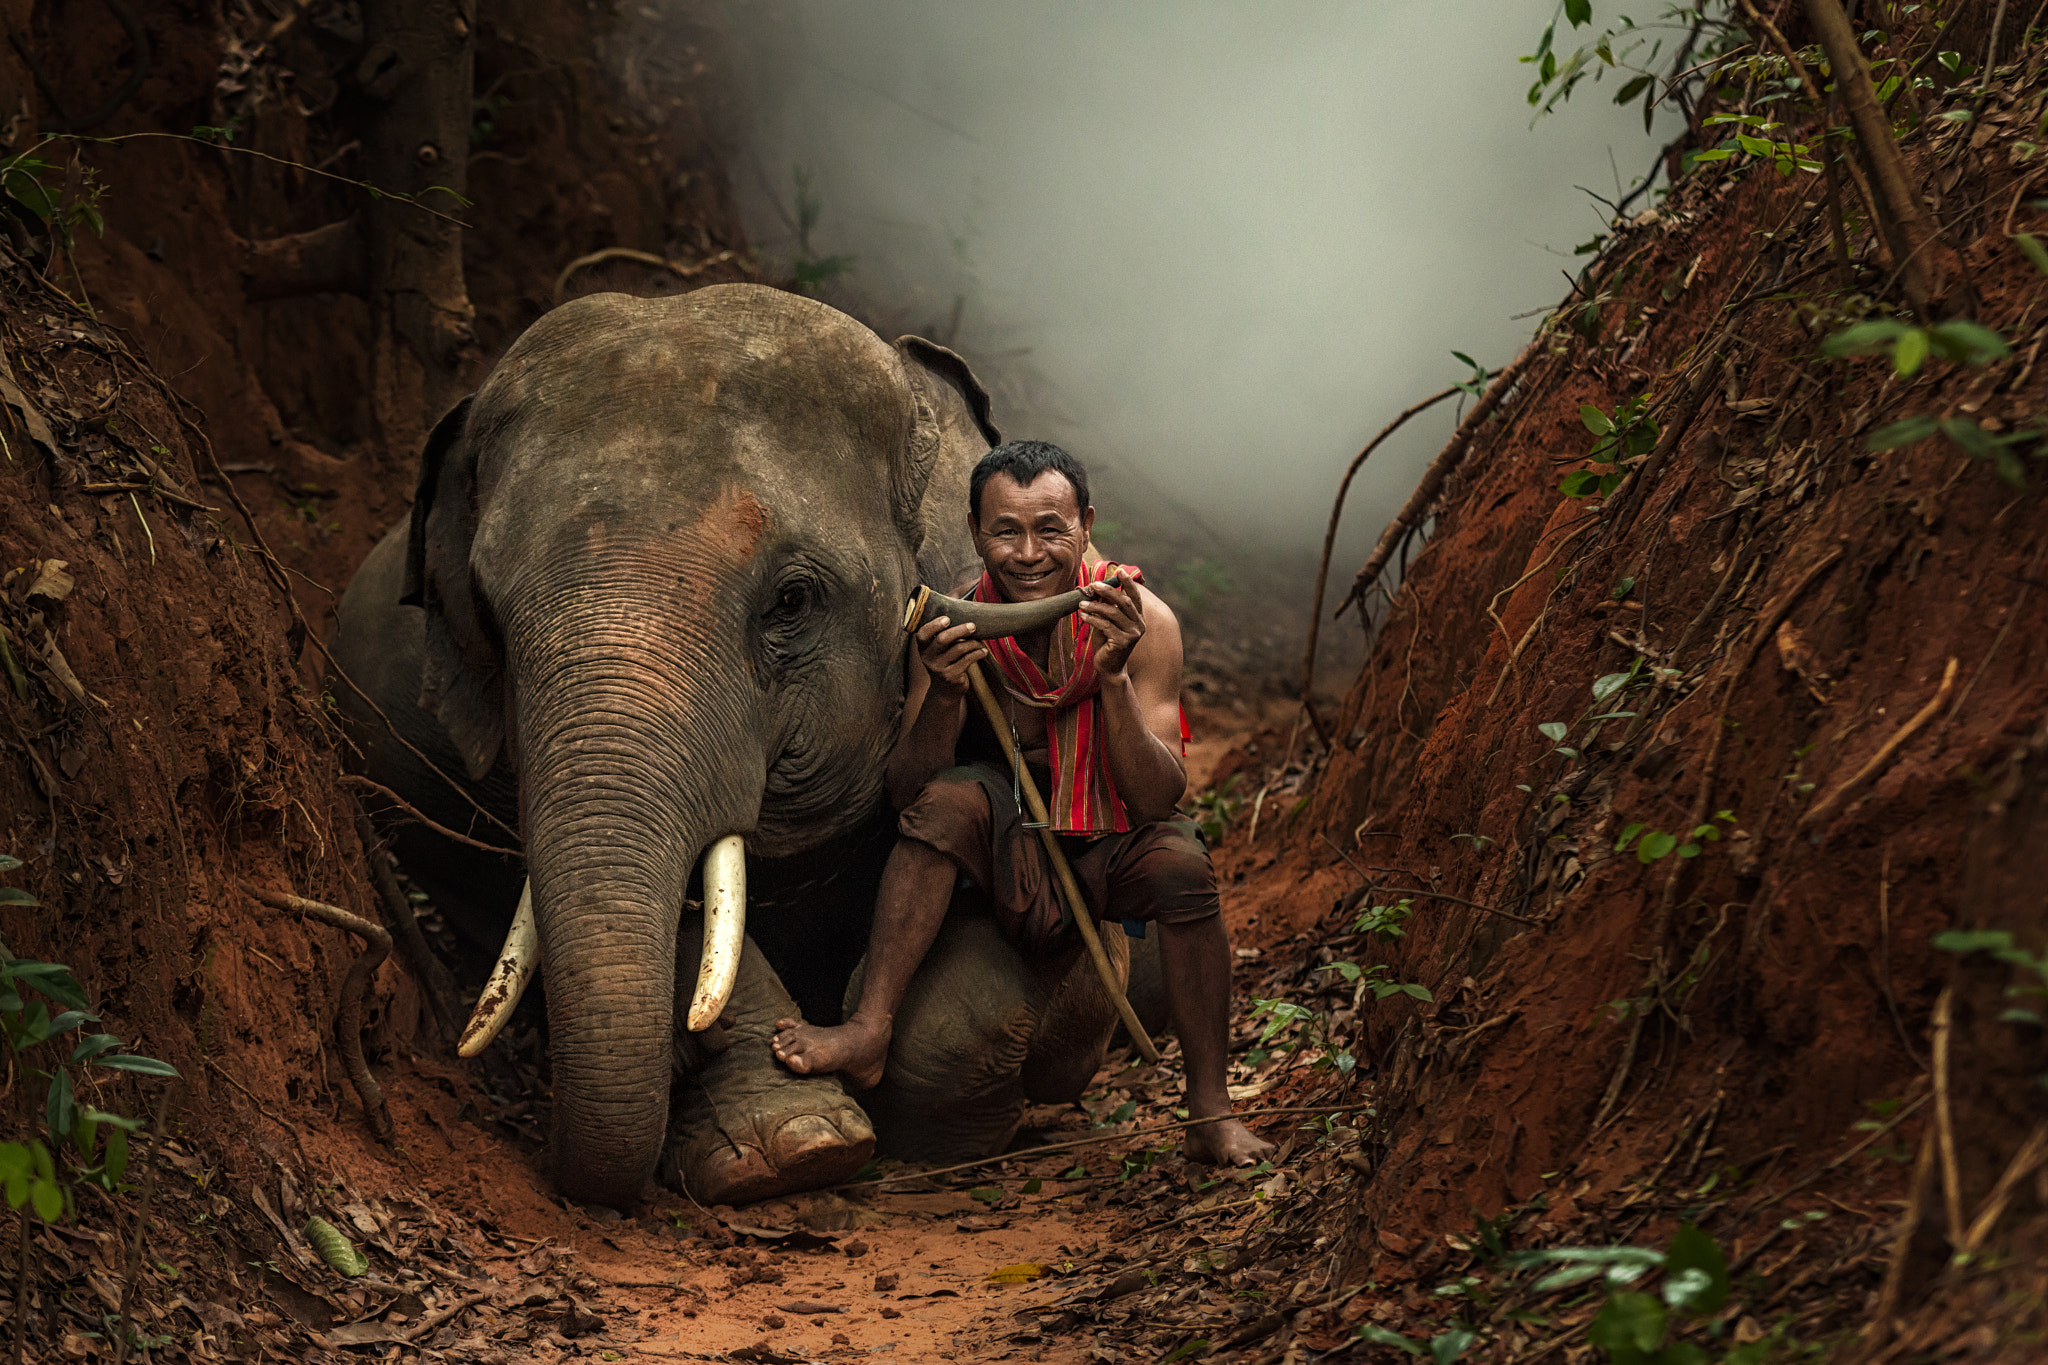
[962,659,1162,1065]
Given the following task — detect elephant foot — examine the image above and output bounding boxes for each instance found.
[667,1086,876,1206]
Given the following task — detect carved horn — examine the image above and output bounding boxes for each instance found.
[901,582,1101,640]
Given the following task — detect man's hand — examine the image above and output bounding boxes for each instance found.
[1079,575,1145,678]
[916,615,988,695]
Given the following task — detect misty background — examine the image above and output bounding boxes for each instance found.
[717,1,1669,690]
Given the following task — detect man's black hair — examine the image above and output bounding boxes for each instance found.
[969,439,1091,526]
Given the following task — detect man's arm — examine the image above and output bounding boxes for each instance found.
[886,616,986,808]
[1081,578,1187,825]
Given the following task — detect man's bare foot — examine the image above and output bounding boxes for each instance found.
[769,1012,892,1091]
[1183,1114,1275,1167]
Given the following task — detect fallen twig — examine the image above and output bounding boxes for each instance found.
[403,1291,489,1342]
[1337,337,1541,621]
[553,246,753,303]
[353,807,464,1049]
[244,883,396,1144]
[1300,381,1472,745]
[340,773,522,857]
[1801,657,1957,828]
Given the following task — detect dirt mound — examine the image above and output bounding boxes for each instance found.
[1183,24,2048,1360]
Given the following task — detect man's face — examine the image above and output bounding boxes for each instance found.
[970,471,1095,603]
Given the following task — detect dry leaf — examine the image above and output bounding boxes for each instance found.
[26,560,72,603]
[985,1262,1047,1284]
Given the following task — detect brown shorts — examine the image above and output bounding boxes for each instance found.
[897,762,1220,956]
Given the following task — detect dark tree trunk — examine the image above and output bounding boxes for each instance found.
[359,0,478,456]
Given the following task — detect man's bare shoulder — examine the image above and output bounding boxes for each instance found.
[1129,579,1184,677]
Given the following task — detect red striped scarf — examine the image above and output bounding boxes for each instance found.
[974,560,1187,835]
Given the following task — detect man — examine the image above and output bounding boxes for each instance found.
[770,440,1273,1166]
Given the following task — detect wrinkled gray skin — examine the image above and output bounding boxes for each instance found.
[332,286,1151,1209]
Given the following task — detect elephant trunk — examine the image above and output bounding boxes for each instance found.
[508,600,761,1209]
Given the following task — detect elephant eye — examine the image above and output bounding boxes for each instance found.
[765,575,817,627]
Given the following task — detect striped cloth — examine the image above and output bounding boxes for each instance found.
[974,560,1187,835]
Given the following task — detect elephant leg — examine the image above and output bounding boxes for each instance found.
[661,909,875,1206]
[859,901,1128,1161]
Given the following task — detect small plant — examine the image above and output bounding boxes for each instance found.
[0,151,105,249]
[1864,413,2043,490]
[1614,811,1734,865]
[1172,558,1238,615]
[1824,316,2010,379]
[1934,929,2048,1087]
[1355,897,1414,940]
[1190,774,1243,844]
[1693,112,1822,177]
[1357,1320,1477,1362]
[0,856,178,1225]
[1510,1224,1768,1364]
[789,167,855,296]
[1563,396,1659,499]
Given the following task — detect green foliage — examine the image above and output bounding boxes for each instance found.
[1614,811,1733,865]
[1190,775,1243,845]
[1519,2,1712,132]
[1563,396,1658,499]
[1823,317,2010,378]
[1864,414,2043,490]
[0,864,178,1225]
[1356,897,1414,940]
[1511,1225,1759,1364]
[0,152,104,249]
[1692,113,1821,177]
[1356,1321,1478,1362]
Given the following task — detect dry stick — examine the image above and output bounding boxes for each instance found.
[244,884,397,1144]
[1298,382,1469,746]
[111,1083,179,1365]
[1804,0,1939,313]
[832,1104,1371,1190]
[1336,337,1541,621]
[1959,1121,2048,1256]
[1801,657,1958,828]
[403,1291,490,1343]
[353,806,463,1049]
[338,774,521,858]
[1316,837,1541,926]
[962,661,1160,1065]
[1930,987,1965,1246]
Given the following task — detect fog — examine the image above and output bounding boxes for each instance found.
[721,0,1665,603]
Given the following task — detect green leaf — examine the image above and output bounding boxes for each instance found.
[1891,327,1929,377]
[1928,320,2011,366]
[0,855,20,871]
[1563,0,1591,26]
[1592,670,1633,702]
[1538,722,1570,743]
[1940,417,1999,462]
[1638,831,1678,863]
[103,1124,129,1184]
[1823,318,1909,357]
[1589,1291,1666,1354]
[1661,1223,1729,1313]
[1322,961,1363,983]
[1356,1325,1423,1354]
[0,887,37,906]
[1615,822,1645,853]
[1429,1326,1477,1364]
[1159,1338,1209,1363]
[2015,233,2048,277]
[94,1054,180,1078]
[1865,414,1941,451]
[44,1066,74,1148]
[1560,469,1602,498]
[29,1176,62,1224]
[1020,1177,1042,1194]
[0,1144,30,1183]
[1609,577,1635,601]
[1614,74,1654,105]
[70,1033,121,1065]
[1580,404,1614,435]
[1677,843,1702,858]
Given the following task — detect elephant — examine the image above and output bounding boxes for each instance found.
[330,284,1154,1210]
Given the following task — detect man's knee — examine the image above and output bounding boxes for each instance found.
[899,771,993,841]
[1115,822,1220,926]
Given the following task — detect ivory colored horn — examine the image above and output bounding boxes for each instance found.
[458,880,541,1058]
[687,834,746,1031]
[900,582,1095,640]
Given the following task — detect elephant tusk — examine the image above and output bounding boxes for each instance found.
[901,583,1091,641]
[687,835,746,1031]
[457,880,541,1059]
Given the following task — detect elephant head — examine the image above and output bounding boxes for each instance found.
[401,285,998,1206]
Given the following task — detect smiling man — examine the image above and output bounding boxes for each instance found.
[770,439,1273,1166]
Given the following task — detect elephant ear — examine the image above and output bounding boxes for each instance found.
[895,336,1000,582]
[400,394,506,781]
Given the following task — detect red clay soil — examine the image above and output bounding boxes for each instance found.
[1195,55,2048,1361]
